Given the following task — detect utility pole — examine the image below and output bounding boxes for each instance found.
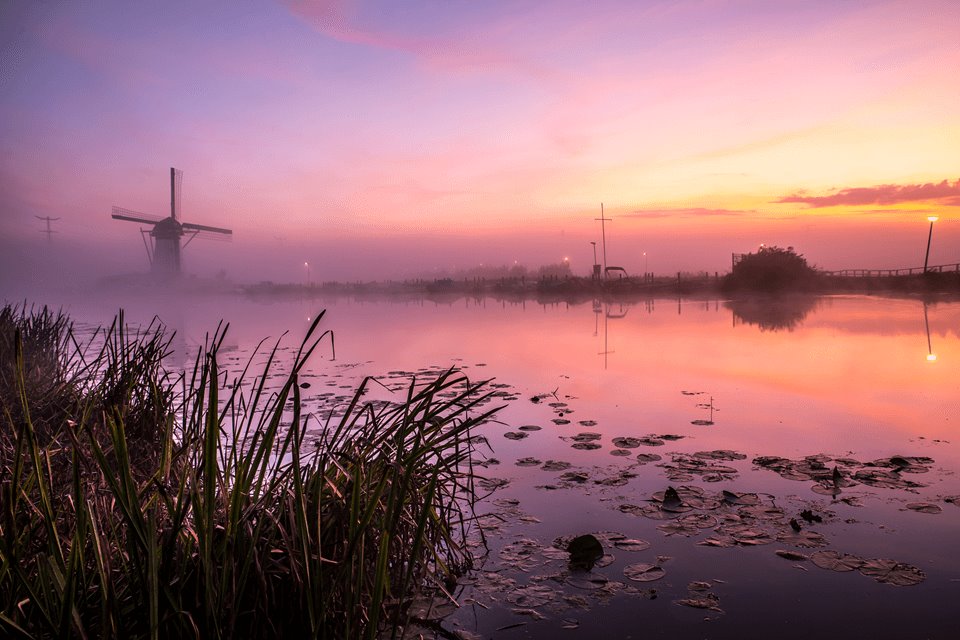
[36,216,60,242]
[595,203,611,278]
[923,215,938,273]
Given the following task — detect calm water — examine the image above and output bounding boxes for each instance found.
[35,291,960,638]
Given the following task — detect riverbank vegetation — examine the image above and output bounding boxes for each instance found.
[0,303,497,639]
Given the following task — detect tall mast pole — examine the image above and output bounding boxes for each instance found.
[595,203,610,278]
[170,167,176,220]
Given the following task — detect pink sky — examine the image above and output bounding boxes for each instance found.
[1,0,959,285]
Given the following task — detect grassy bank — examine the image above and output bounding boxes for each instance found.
[0,304,497,639]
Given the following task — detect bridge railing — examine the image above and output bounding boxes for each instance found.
[819,263,960,277]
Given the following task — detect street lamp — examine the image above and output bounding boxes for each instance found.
[923,216,939,273]
[304,261,310,286]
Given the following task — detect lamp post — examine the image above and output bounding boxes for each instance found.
[923,216,939,273]
[304,261,310,286]
[643,251,648,277]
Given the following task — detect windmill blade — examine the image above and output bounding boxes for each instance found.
[112,206,162,225]
[181,221,232,235]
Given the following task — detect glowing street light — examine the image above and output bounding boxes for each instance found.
[304,261,310,286]
[923,215,939,273]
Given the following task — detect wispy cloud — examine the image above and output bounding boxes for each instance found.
[623,207,754,219]
[778,179,960,208]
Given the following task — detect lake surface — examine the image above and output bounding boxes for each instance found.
[26,290,960,639]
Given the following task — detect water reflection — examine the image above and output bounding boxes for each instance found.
[726,295,821,332]
[924,301,937,362]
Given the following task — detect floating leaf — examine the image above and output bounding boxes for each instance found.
[690,419,714,426]
[721,490,760,506]
[518,424,542,431]
[810,550,864,572]
[675,595,723,612]
[695,450,747,461]
[776,529,827,548]
[560,471,590,483]
[904,502,942,514]
[637,437,666,447]
[636,453,662,463]
[624,563,666,582]
[610,448,632,457]
[572,442,601,450]
[775,550,808,561]
[503,431,528,440]
[506,584,555,607]
[541,460,572,471]
[515,457,542,467]
[578,420,598,427]
[571,432,602,442]
[858,559,926,586]
[612,437,642,448]
[613,538,651,552]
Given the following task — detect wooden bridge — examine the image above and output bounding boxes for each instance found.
[820,262,960,277]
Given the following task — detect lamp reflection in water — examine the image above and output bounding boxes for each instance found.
[923,301,936,362]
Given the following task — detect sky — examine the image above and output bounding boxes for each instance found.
[1,0,959,287]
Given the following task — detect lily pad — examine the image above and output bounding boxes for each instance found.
[612,437,643,448]
[515,457,542,467]
[636,453,662,463]
[572,442,602,450]
[612,538,651,552]
[624,563,666,582]
[675,594,723,612]
[571,432,602,442]
[775,550,808,561]
[637,437,666,447]
[904,502,942,514]
[503,431,528,440]
[610,448,632,456]
[518,424,542,431]
[541,460,572,472]
[858,558,926,586]
[810,550,864,572]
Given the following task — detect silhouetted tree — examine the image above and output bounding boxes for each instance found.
[723,246,817,292]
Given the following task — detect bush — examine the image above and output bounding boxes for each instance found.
[723,246,817,292]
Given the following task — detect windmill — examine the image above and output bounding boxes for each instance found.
[112,167,232,274]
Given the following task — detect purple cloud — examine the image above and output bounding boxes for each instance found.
[778,179,960,208]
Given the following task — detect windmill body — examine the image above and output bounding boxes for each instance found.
[112,168,231,275]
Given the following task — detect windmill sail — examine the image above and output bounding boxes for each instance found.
[111,167,231,275]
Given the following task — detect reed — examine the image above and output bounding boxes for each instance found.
[0,304,497,639]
